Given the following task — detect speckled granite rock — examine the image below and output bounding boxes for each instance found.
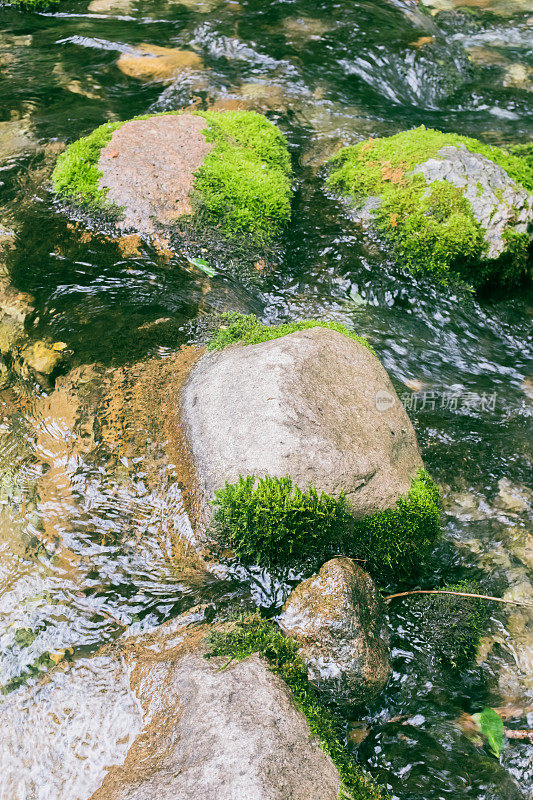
[98,114,213,235]
[88,612,343,800]
[181,326,423,531]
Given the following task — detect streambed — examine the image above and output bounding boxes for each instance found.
[0,0,532,797]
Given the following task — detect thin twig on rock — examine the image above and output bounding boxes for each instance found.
[383,589,533,608]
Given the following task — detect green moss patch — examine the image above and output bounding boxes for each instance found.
[206,312,372,352]
[327,126,532,288]
[52,121,123,207]
[414,580,491,669]
[193,110,292,243]
[212,468,441,579]
[213,475,349,566]
[353,469,441,579]
[51,110,292,244]
[205,615,386,800]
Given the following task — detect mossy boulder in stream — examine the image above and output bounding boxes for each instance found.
[327,126,533,289]
[51,110,292,247]
[181,317,441,578]
[278,558,391,705]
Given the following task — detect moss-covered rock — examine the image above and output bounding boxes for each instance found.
[51,110,292,246]
[213,468,441,579]
[205,615,386,800]
[327,126,533,289]
[182,320,440,579]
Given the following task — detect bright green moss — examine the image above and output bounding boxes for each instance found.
[414,580,491,669]
[374,178,486,282]
[51,120,123,206]
[327,126,532,287]
[507,143,533,180]
[206,312,373,352]
[205,616,387,800]
[212,469,441,579]
[352,469,441,579]
[51,110,292,244]
[193,110,292,243]
[1,0,58,7]
[213,475,349,566]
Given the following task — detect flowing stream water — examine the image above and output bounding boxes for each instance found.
[0,0,532,798]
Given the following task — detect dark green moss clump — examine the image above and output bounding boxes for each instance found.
[353,469,442,579]
[415,581,491,669]
[213,469,441,579]
[51,110,292,245]
[205,615,386,800]
[327,126,532,289]
[206,312,372,352]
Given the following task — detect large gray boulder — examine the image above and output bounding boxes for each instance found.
[0,610,343,800]
[181,326,423,530]
[278,557,390,704]
[88,613,342,800]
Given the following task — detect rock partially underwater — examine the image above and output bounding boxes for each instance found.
[278,558,391,704]
[181,318,441,577]
[51,110,293,253]
[328,126,533,290]
[0,610,353,800]
[88,615,344,800]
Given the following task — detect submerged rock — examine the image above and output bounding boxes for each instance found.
[51,110,292,248]
[19,339,64,379]
[278,558,390,704]
[0,275,34,357]
[494,477,533,514]
[328,126,533,289]
[0,116,36,162]
[85,612,343,800]
[117,44,205,83]
[419,0,533,16]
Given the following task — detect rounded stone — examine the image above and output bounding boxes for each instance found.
[278,557,390,704]
[97,114,213,234]
[181,326,423,528]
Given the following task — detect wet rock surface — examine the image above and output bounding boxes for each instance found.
[0,275,34,357]
[412,144,533,259]
[85,612,342,800]
[98,114,213,235]
[278,557,390,704]
[116,44,204,83]
[181,326,423,531]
